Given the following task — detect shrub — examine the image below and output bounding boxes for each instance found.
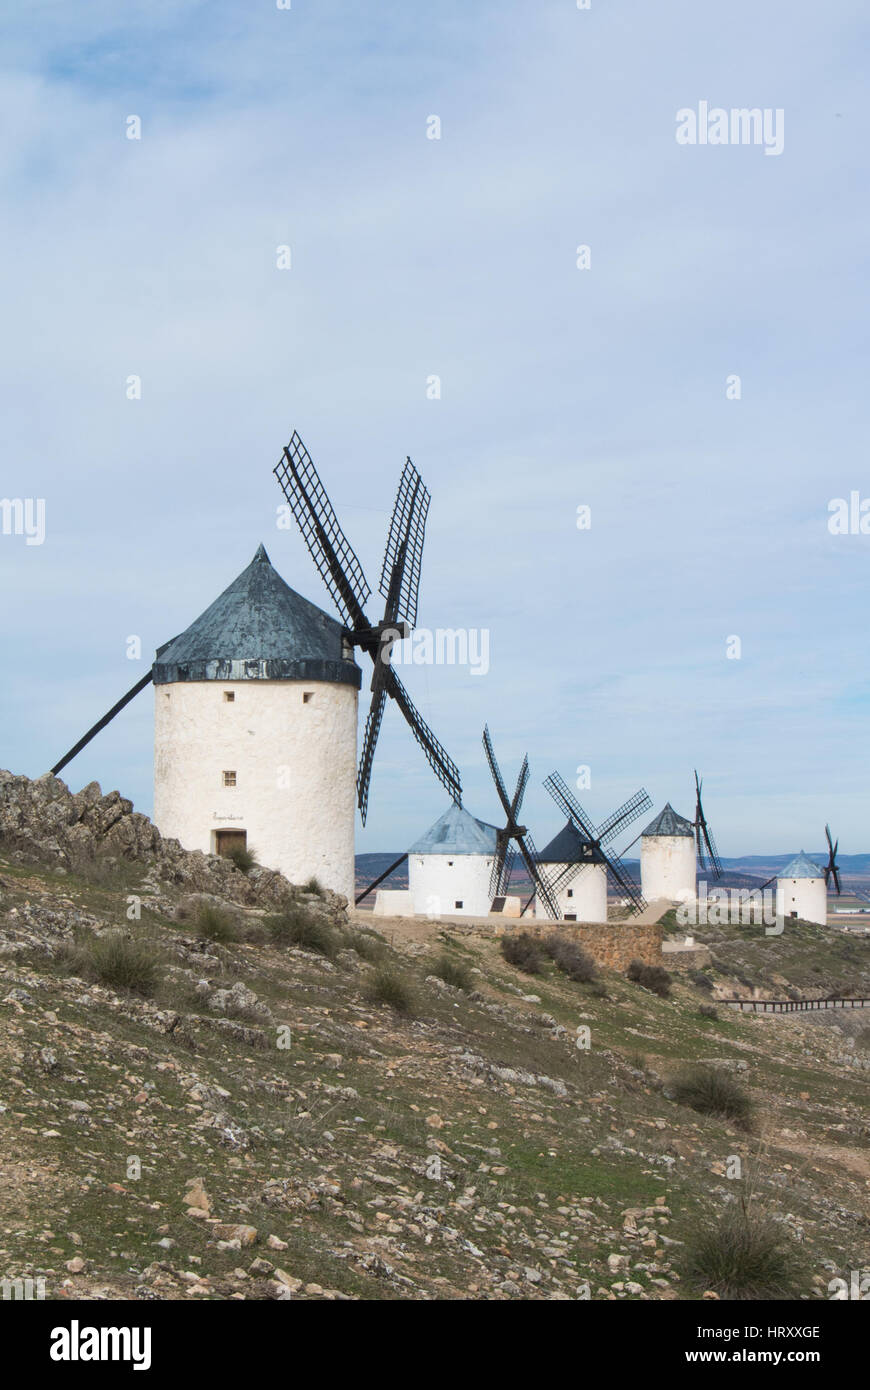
[544,933,597,983]
[196,903,239,943]
[241,918,268,945]
[671,1063,753,1128]
[431,952,472,992]
[626,959,672,997]
[341,927,386,963]
[267,907,336,958]
[225,844,257,875]
[500,931,543,975]
[303,876,325,897]
[63,931,159,997]
[689,969,715,992]
[699,1003,719,1020]
[683,1203,804,1300]
[626,1049,647,1071]
[368,965,416,1014]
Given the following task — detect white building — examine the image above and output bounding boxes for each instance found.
[406,803,499,917]
[152,543,361,901]
[777,852,827,926]
[640,803,697,903]
[535,821,608,922]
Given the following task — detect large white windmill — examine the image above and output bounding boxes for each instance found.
[49,432,463,901]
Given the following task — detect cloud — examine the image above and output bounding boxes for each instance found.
[1,0,868,856]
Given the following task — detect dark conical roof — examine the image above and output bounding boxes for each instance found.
[537,820,606,865]
[642,803,695,838]
[153,545,361,687]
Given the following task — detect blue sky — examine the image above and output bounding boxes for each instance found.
[1,0,868,856]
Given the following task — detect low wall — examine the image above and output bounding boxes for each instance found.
[522,920,664,971]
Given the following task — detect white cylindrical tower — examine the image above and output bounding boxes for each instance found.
[777,853,827,926]
[535,821,608,922]
[152,544,361,900]
[407,803,498,916]
[640,803,697,902]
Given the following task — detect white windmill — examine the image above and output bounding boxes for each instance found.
[49,432,462,901]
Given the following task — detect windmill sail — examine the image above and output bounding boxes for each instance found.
[276,431,462,823]
[483,727,559,918]
[694,770,723,878]
[542,772,651,917]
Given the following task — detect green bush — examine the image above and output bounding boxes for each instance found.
[689,969,715,992]
[368,965,416,1014]
[196,903,239,943]
[671,1063,753,1128]
[684,1203,804,1300]
[626,959,672,997]
[63,931,159,997]
[267,907,336,957]
[225,844,257,875]
[699,1003,719,1020]
[500,931,543,974]
[303,875,325,897]
[431,952,473,992]
[543,933,597,983]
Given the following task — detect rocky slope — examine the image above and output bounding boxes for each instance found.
[0,772,868,1301]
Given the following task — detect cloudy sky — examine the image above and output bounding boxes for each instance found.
[1,0,868,858]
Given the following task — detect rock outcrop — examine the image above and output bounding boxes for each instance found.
[0,770,347,919]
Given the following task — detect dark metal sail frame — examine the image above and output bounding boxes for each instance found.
[274,431,461,823]
[824,824,842,894]
[542,771,652,914]
[693,770,723,879]
[483,726,560,920]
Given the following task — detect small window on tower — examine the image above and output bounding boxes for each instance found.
[224,691,235,703]
[455,900,463,909]
[223,771,237,787]
[303,691,313,704]
[567,889,574,898]
[564,913,577,922]
[448,860,454,867]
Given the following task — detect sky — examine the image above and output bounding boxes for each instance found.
[1,0,868,858]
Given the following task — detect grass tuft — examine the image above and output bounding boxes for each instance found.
[671,1062,754,1129]
[683,1202,804,1300]
[61,931,160,997]
[225,844,257,875]
[368,965,416,1014]
[196,903,239,943]
[267,907,336,957]
[431,952,473,992]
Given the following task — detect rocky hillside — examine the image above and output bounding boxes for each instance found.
[0,772,868,1301]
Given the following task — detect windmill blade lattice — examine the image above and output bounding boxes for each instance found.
[483,727,559,918]
[824,824,842,894]
[275,432,462,823]
[542,771,651,916]
[694,770,723,878]
[274,432,371,629]
[379,459,430,628]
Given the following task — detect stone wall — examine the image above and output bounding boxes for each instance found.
[522,920,664,971]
